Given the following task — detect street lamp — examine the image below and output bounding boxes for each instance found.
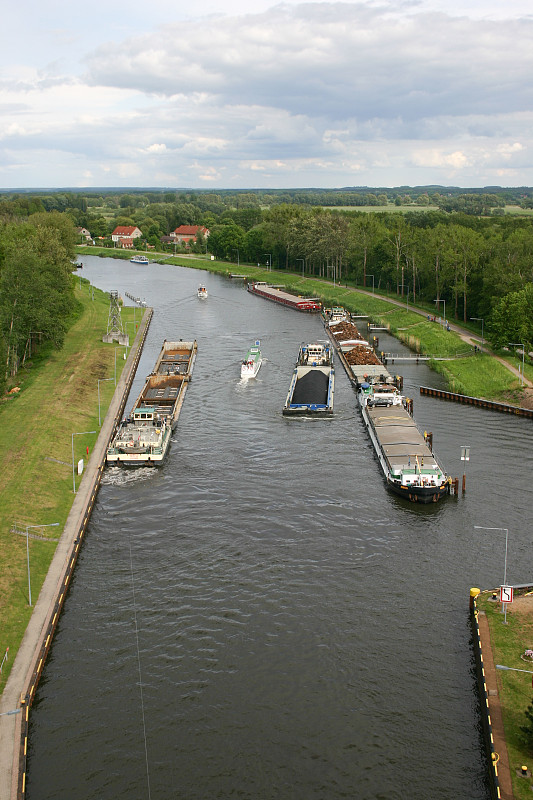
[470,317,484,353]
[474,525,509,623]
[25,523,59,606]
[496,665,533,678]
[296,258,304,278]
[98,378,114,426]
[509,343,525,387]
[71,431,96,493]
[263,253,272,272]
[434,299,446,329]
[366,274,375,295]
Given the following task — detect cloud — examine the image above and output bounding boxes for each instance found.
[1,0,533,187]
[84,4,533,124]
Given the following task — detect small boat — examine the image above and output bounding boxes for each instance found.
[241,341,262,379]
[197,285,208,298]
[106,340,197,465]
[283,342,334,415]
[130,255,149,264]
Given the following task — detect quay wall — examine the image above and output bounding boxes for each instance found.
[421,386,533,418]
[0,308,153,800]
[470,591,504,799]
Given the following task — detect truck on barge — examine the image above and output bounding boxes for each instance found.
[248,281,321,312]
[106,340,197,465]
[283,342,334,416]
[327,321,449,503]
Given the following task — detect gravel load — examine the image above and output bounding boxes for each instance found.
[329,321,363,340]
[344,347,382,366]
[291,370,329,404]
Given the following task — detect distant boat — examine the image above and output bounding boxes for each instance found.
[197,285,208,298]
[241,341,262,379]
[130,255,149,264]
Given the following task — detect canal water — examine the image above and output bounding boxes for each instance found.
[26,257,532,799]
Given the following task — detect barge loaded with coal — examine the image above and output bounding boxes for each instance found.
[327,319,449,503]
[283,341,334,416]
[106,339,197,465]
[248,281,321,312]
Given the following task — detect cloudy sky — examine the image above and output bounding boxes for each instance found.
[1,0,532,189]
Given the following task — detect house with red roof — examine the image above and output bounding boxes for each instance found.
[170,225,210,246]
[112,226,143,248]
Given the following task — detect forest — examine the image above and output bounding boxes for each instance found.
[0,212,79,392]
[1,187,533,392]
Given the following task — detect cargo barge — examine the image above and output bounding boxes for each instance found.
[248,281,321,312]
[283,342,334,416]
[106,339,197,465]
[327,321,449,503]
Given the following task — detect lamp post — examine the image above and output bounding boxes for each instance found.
[72,431,96,493]
[366,274,375,295]
[496,665,533,678]
[474,525,509,622]
[25,523,59,606]
[263,253,272,272]
[98,378,114,426]
[296,259,304,278]
[509,343,525,387]
[470,317,484,353]
[434,298,445,329]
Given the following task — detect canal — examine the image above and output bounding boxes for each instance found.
[26,257,532,799]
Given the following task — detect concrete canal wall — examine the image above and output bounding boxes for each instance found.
[421,386,533,418]
[471,589,512,800]
[0,307,152,800]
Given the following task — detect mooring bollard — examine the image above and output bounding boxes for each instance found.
[470,587,480,611]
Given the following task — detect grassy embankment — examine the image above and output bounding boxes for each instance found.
[477,591,533,800]
[81,247,527,401]
[0,278,136,692]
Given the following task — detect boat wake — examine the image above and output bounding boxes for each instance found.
[102,466,156,486]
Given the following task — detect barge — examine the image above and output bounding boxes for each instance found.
[327,321,449,503]
[106,340,197,465]
[283,342,334,415]
[248,281,321,312]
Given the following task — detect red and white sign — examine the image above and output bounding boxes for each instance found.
[500,586,513,603]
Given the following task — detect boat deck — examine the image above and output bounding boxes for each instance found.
[367,405,438,469]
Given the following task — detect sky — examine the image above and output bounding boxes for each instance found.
[1,0,533,190]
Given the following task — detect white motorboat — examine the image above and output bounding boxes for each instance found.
[241,341,262,379]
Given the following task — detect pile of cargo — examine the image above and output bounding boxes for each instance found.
[329,321,364,341]
[344,347,382,366]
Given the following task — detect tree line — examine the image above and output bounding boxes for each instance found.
[1,190,533,364]
[0,212,78,392]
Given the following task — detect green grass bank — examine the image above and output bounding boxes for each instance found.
[477,590,533,800]
[0,278,136,692]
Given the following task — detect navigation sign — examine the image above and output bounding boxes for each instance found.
[461,446,470,462]
[500,586,513,604]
